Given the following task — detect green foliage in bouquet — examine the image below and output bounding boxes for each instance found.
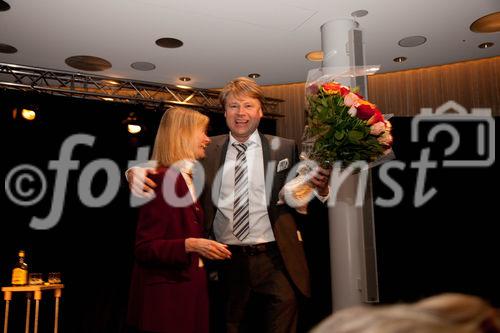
[304,81,393,168]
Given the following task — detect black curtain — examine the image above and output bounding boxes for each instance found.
[372,116,500,306]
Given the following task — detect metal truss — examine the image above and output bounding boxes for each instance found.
[0,62,284,118]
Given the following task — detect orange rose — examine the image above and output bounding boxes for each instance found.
[356,99,376,108]
[321,82,341,95]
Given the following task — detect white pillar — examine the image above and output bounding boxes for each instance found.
[321,18,355,68]
[320,18,379,311]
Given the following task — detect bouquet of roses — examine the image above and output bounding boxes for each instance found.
[280,77,393,211]
[303,80,393,167]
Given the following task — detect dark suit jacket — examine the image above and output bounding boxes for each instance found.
[127,167,208,333]
[199,133,312,297]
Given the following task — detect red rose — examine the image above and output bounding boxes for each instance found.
[355,104,375,120]
[367,109,384,125]
[340,86,350,96]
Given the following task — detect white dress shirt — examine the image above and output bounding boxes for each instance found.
[213,131,275,245]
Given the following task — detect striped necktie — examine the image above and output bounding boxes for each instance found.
[232,142,250,241]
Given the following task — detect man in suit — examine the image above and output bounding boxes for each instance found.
[129,77,330,333]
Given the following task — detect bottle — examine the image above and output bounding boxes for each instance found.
[11,250,28,286]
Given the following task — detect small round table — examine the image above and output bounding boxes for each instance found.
[2,284,63,333]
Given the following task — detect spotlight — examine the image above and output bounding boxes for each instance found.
[22,108,36,121]
[127,124,142,134]
[122,112,143,134]
[12,106,38,121]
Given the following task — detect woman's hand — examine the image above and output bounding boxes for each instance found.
[185,238,232,260]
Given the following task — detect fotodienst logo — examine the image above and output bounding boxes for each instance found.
[4,101,495,230]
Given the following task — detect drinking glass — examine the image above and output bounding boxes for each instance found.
[29,272,43,285]
[48,272,61,284]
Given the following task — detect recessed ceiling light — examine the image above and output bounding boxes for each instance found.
[398,36,427,47]
[0,1,10,11]
[65,55,112,71]
[102,97,114,102]
[248,73,260,79]
[0,43,17,54]
[176,85,191,89]
[305,51,324,61]
[393,56,407,63]
[470,12,500,33]
[179,76,191,82]
[351,10,368,18]
[155,37,184,48]
[131,61,156,71]
[478,42,494,49]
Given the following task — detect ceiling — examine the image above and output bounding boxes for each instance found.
[0,0,499,89]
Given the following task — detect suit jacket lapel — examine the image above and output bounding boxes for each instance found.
[218,137,229,170]
[200,135,229,235]
[260,132,270,178]
[259,133,275,213]
[213,136,229,202]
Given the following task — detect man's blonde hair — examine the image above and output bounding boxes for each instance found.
[219,77,266,113]
[152,107,209,167]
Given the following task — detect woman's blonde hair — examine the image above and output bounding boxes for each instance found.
[414,293,500,332]
[152,107,209,167]
[311,293,500,333]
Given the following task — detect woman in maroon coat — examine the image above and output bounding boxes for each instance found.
[127,107,232,333]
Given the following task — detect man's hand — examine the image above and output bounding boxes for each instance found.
[309,166,331,197]
[128,167,158,198]
[185,238,232,260]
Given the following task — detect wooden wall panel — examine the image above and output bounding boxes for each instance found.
[261,82,307,144]
[367,56,500,116]
[262,56,499,141]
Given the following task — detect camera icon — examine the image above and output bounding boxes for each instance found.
[411,100,495,167]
